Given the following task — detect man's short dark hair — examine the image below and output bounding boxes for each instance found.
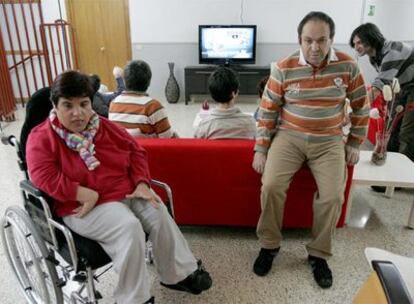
[50,70,94,106]
[124,60,152,92]
[89,74,101,93]
[297,11,335,40]
[349,23,385,51]
[208,67,239,103]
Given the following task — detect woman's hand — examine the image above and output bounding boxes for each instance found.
[126,182,161,208]
[74,186,99,218]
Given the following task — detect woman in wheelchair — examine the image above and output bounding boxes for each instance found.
[25,70,212,304]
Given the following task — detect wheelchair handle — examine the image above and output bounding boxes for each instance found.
[1,135,17,146]
[20,180,43,197]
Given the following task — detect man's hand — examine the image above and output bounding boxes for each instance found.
[126,182,161,208]
[345,144,360,165]
[252,152,267,174]
[74,186,99,218]
[113,66,124,78]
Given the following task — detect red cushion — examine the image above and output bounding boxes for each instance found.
[139,138,352,228]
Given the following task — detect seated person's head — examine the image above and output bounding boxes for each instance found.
[124,60,152,92]
[208,67,239,104]
[50,70,95,133]
[257,76,269,99]
[89,74,101,94]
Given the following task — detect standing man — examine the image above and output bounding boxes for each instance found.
[252,12,369,288]
[350,23,414,191]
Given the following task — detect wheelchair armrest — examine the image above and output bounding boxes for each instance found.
[20,180,43,197]
[150,179,175,219]
[372,260,412,304]
[19,180,82,272]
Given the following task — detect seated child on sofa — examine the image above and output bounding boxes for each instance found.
[194,67,256,139]
[254,75,269,121]
[109,60,178,138]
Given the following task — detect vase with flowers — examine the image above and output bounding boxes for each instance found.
[369,78,406,165]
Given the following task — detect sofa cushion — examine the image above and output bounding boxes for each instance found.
[139,138,352,228]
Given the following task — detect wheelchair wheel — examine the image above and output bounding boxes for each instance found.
[1,206,63,304]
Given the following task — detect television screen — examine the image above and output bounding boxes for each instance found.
[199,25,257,65]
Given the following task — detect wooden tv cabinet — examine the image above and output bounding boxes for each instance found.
[184,65,270,105]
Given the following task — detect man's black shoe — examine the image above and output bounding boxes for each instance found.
[253,247,280,276]
[160,260,212,295]
[371,186,402,193]
[308,255,333,288]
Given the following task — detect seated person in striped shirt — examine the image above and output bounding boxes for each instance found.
[194,67,256,139]
[109,60,178,138]
[350,23,414,192]
[252,11,369,289]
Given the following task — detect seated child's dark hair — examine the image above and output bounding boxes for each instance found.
[208,67,239,103]
[124,60,152,92]
[89,74,101,94]
[257,75,269,98]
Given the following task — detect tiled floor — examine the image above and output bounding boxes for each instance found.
[0,99,413,303]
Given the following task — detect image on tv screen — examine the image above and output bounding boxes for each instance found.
[200,27,255,60]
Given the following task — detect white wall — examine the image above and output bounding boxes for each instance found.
[130,0,363,44]
[362,0,414,41]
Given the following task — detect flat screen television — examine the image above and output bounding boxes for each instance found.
[199,25,257,65]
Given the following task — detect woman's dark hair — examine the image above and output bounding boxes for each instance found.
[297,11,335,40]
[124,60,152,92]
[89,74,101,93]
[257,75,269,98]
[50,70,94,106]
[208,67,239,103]
[349,23,385,51]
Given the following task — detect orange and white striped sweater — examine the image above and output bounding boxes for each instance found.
[255,48,369,153]
[109,92,175,138]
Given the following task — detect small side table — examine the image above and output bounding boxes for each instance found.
[349,151,414,228]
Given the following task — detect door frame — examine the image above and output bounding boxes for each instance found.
[64,0,132,74]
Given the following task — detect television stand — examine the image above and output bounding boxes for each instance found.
[184,65,270,105]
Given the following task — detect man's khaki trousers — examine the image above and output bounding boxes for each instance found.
[257,131,347,258]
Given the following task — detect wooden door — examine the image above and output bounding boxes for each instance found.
[65,0,131,91]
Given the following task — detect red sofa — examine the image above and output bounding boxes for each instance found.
[139,138,353,228]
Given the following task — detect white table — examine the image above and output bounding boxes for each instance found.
[349,151,414,228]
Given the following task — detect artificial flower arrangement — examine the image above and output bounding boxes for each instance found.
[369,78,405,165]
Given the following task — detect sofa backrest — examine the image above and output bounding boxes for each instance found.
[138,138,353,228]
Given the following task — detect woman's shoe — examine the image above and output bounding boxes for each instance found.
[160,260,212,294]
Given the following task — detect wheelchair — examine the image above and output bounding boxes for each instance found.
[1,134,175,304]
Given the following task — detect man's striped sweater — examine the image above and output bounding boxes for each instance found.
[370,40,414,90]
[255,48,369,154]
[109,92,175,138]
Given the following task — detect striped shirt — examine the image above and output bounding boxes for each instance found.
[371,41,414,90]
[108,92,175,138]
[255,48,369,153]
